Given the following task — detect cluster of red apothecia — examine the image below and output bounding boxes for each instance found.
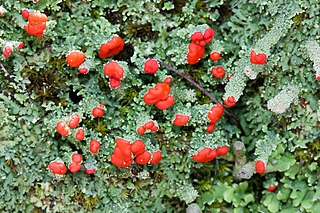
[250,50,267,64]
[192,146,228,163]
[142,38,238,112]
[141,49,235,148]
[3,7,29,57]
[3,44,13,58]
[144,59,159,74]
[45,22,271,173]
[92,103,105,117]
[49,102,163,175]
[210,49,267,78]
[255,160,266,174]
[48,154,82,175]
[49,104,105,175]
[22,11,48,38]
[111,138,162,168]
[223,96,236,107]
[99,36,124,59]
[20,10,126,77]
[143,76,174,110]
[2,42,24,58]
[66,51,86,68]
[266,185,277,192]
[137,120,159,135]
[48,153,96,175]
[173,114,190,126]
[55,104,105,139]
[103,61,124,89]
[65,36,125,79]
[187,28,215,64]
[207,103,224,133]
[48,161,67,175]
[89,140,101,154]
[56,113,82,138]
[68,154,83,173]
[211,66,225,79]
[142,57,231,163]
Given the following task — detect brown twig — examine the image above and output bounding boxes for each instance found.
[150,58,245,134]
[158,60,221,105]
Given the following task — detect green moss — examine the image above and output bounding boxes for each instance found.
[91,9,101,19]
[21,58,68,104]
[292,13,306,25]
[124,23,158,40]
[105,6,126,25]
[94,119,109,135]
[156,0,187,14]
[71,190,85,206]
[120,87,139,106]
[118,107,128,116]
[295,138,320,164]
[84,196,100,210]
[172,0,188,13]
